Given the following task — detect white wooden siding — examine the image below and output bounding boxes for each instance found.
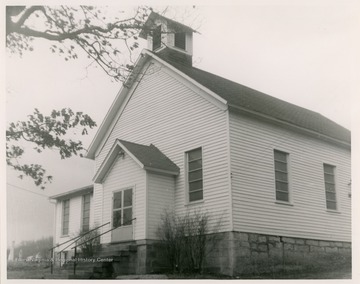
[54,201,62,247]
[93,183,104,229]
[147,172,175,239]
[54,194,94,251]
[101,153,146,243]
[89,194,94,230]
[229,111,351,241]
[93,59,231,233]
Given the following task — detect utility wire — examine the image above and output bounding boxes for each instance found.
[6,183,50,198]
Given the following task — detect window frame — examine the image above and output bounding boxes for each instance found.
[323,163,338,211]
[81,193,91,232]
[174,32,186,50]
[273,149,291,204]
[152,25,162,51]
[186,147,204,204]
[61,199,70,236]
[112,188,133,229]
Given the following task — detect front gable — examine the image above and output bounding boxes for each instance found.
[86,50,228,161]
[89,51,231,230]
[94,139,179,183]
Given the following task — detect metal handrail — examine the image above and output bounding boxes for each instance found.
[70,218,136,276]
[72,218,136,249]
[49,221,110,274]
[49,222,110,252]
[58,220,109,254]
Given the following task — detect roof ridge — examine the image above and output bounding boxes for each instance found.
[187,65,342,126]
[150,47,350,144]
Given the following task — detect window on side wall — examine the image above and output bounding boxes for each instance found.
[175,32,186,50]
[323,164,337,210]
[274,150,289,202]
[62,199,70,236]
[187,148,203,202]
[82,194,91,232]
[152,25,161,51]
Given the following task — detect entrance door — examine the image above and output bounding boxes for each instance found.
[111,188,133,242]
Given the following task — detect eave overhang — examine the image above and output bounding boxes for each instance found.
[49,185,93,200]
[228,104,351,150]
[86,51,151,160]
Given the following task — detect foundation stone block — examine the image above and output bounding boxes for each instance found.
[282,237,295,244]
[258,236,267,243]
[268,236,280,242]
[284,243,294,251]
[240,241,250,248]
[294,245,309,252]
[258,244,268,252]
[239,233,249,242]
[306,240,319,246]
[310,246,325,253]
[239,248,251,257]
[319,241,330,247]
[325,247,338,253]
[249,234,258,242]
[338,247,351,255]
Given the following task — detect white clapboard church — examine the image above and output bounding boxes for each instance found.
[51,12,351,276]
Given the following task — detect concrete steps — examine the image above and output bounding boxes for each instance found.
[53,243,138,279]
[97,242,137,257]
[61,258,114,279]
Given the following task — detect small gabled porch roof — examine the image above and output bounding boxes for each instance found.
[93,139,180,183]
[49,185,93,200]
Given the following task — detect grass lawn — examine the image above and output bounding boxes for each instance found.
[7,261,51,279]
[165,266,351,280]
[7,261,351,280]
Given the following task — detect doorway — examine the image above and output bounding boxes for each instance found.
[111,188,133,242]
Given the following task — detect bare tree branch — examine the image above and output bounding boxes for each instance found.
[6,6,152,81]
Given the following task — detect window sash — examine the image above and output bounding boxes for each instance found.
[189,159,202,171]
[82,194,91,232]
[323,164,336,210]
[62,200,70,235]
[152,25,161,50]
[113,191,122,209]
[113,210,122,228]
[174,32,186,49]
[187,148,203,202]
[189,190,203,202]
[276,191,289,202]
[189,180,203,192]
[274,150,289,202]
[189,169,203,182]
[123,189,133,207]
[112,189,133,228]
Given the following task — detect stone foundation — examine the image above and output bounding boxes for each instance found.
[204,231,351,276]
[135,239,170,274]
[98,232,351,277]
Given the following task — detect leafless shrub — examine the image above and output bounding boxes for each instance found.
[157,209,222,274]
[74,228,101,257]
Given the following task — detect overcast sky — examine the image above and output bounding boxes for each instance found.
[4,2,359,247]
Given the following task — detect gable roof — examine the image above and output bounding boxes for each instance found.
[86,48,350,159]
[49,185,93,200]
[139,11,198,39]
[93,139,180,183]
[119,140,180,173]
[153,48,351,146]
